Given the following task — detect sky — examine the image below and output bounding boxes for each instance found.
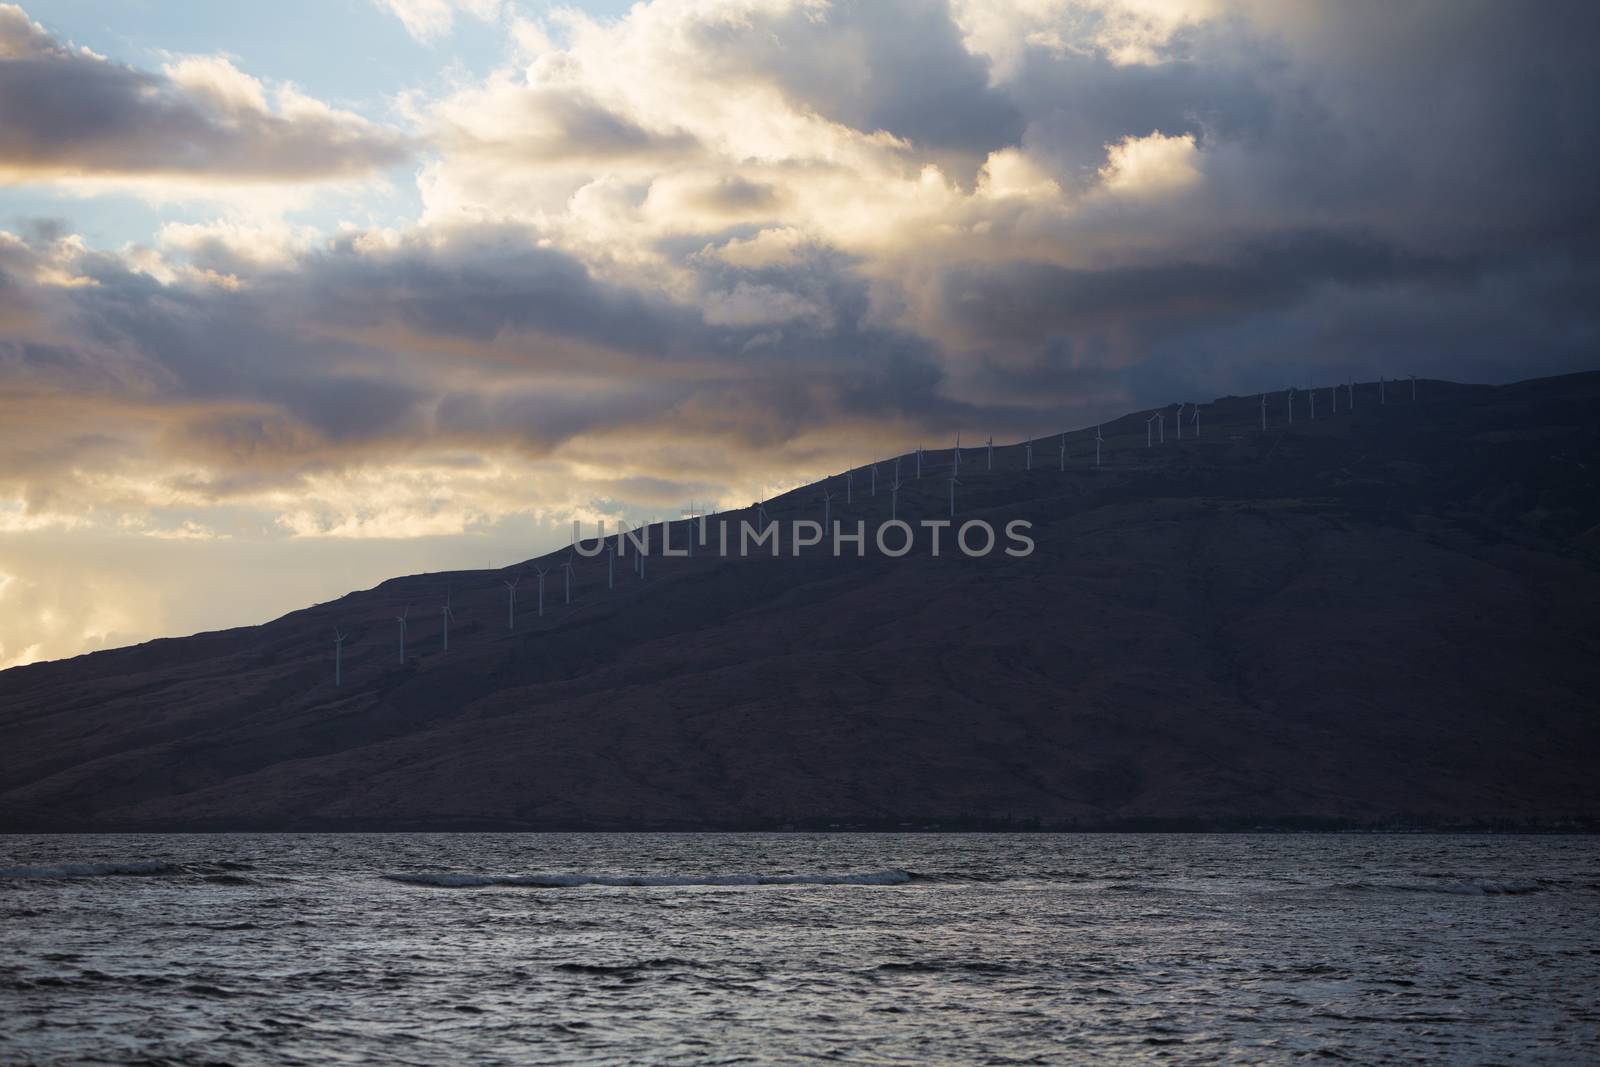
[0,0,1596,667]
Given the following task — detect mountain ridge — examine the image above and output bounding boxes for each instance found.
[3,371,1599,831]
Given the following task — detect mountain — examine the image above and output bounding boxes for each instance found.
[3,372,1600,832]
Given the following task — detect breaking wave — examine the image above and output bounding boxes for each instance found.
[384,868,915,889]
[0,860,182,880]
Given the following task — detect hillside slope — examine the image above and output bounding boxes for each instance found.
[3,373,1599,830]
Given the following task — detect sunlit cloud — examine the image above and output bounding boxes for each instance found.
[0,5,410,188]
[1,0,1597,663]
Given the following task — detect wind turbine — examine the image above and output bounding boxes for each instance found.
[1025,436,1034,470]
[821,486,834,532]
[890,477,902,521]
[333,629,346,687]
[1287,387,1295,426]
[1058,433,1066,471]
[1309,385,1317,420]
[1159,413,1165,444]
[441,592,453,652]
[871,464,878,497]
[1259,394,1267,431]
[845,470,853,504]
[756,497,769,526]
[606,544,615,590]
[1191,406,1199,439]
[1146,413,1157,447]
[916,446,923,479]
[503,577,518,630]
[948,473,960,517]
[562,553,575,604]
[681,502,698,557]
[1094,425,1104,466]
[1380,376,1387,405]
[533,565,547,618]
[395,607,408,663]
[1175,402,1184,441]
[953,433,961,476]
[986,435,993,471]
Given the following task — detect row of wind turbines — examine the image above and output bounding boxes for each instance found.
[329,373,1426,685]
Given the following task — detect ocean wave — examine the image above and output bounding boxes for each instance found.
[555,957,695,975]
[1338,879,1547,896]
[384,868,914,889]
[0,860,181,880]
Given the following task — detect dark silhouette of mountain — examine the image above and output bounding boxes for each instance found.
[3,372,1599,831]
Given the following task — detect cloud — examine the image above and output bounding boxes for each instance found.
[1098,130,1200,196]
[0,5,409,185]
[374,0,503,42]
[2,0,1599,661]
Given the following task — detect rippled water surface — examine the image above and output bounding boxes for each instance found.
[2,833,1597,1064]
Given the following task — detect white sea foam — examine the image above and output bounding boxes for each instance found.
[0,860,178,880]
[384,868,915,889]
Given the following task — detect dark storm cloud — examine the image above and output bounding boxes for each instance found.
[0,218,960,498]
[3,0,1600,518]
[0,5,408,181]
[693,0,1023,164]
[911,0,1600,402]
[941,232,1470,344]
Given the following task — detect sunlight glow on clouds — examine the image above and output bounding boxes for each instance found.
[1,0,1597,662]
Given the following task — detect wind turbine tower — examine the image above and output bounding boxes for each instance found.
[1094,425,1104,466]
[533,566,547,617]
[441,594,452,652]
[334,629,346,687]
[504,577,519,630]
[680,502,697,558]
[986,435,993,471]
[562,553,575,604]
[948,473,960,517]
[1146,413,1157,447]
[396,608,408,663]
[890,478,902,521]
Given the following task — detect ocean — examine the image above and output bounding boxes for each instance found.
[2,833,1596,1064]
